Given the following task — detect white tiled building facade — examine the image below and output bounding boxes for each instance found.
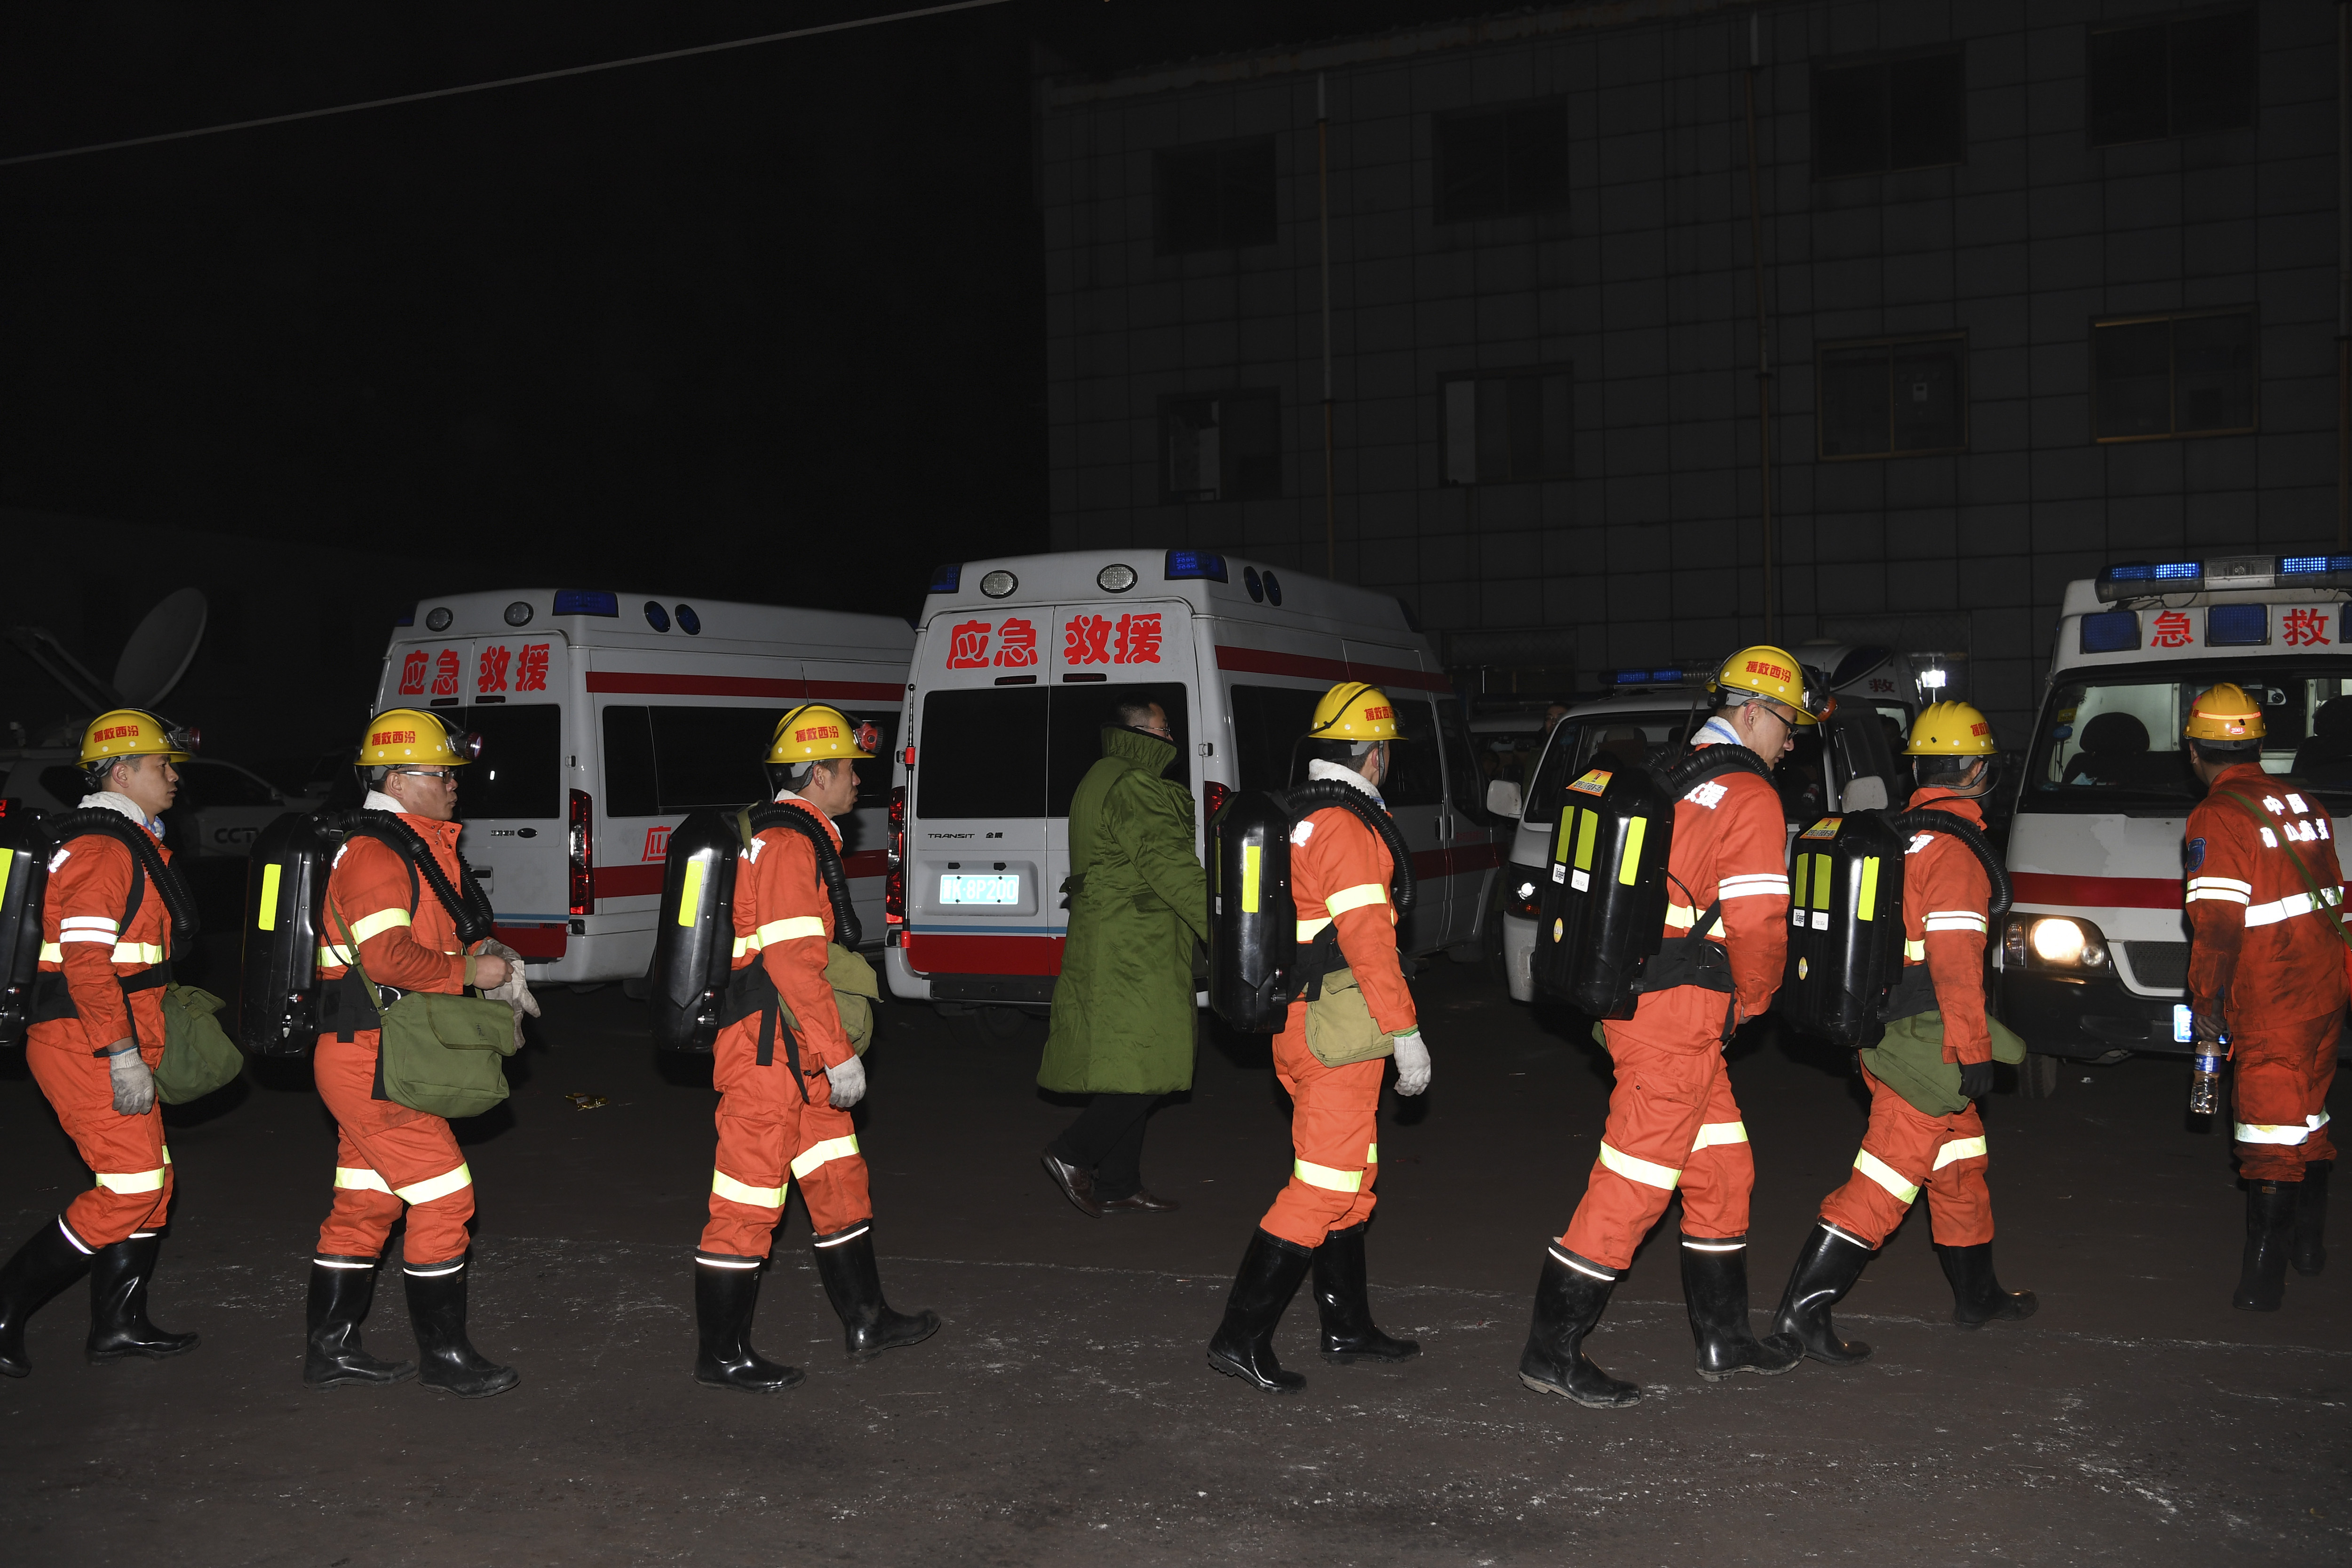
[1038,0,2342,737]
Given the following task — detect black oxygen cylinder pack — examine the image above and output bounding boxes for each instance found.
[238,811,338,1056]
[1207,789,1298,1033]
[1777,812,1909,1048]
[0,804,48,1048]
[1530,763,1674,1019]
[648,808,743,1052]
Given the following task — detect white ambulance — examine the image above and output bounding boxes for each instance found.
[883,550,1510,1019]
[2001,555,2352,1092]
[368,589,913,986]
[1491,664,1906,1002]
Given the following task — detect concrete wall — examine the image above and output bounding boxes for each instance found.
[1038,0,2343,740]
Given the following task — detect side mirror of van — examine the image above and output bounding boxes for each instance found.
[1485,778,1525,820]
[1839,775,1890,812]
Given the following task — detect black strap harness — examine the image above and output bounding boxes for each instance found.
[27,813,196,1051]
[1282,780,1417,1006]
[318,812,492,1046]
[714,803,858,1100]
[1875,804,2011,1024]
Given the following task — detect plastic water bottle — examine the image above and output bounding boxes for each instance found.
[2188,1043,2225,1116]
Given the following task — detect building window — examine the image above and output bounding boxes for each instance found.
[1812,51,1965,178]
[2088,10,2255,147]
[1163,391,1279,502]
[2093,310,2257,442]
[1817,335,1967,459]
[1154,138,1277,254]
[1441,369,1572,485]
[1433,100,1568,223]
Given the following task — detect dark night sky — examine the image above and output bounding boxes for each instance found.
[0,2,1501,622]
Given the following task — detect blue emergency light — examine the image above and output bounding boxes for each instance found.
[2280,554,2352,581]
[2079,610,2140,654]
[1607,668,1686,685]
[394,603,415,627]
[1164,549,1229,583]
[2206,603,2269,646]
[2094,561,2202,600]
[928,564,961,594]
[553,589,619,617]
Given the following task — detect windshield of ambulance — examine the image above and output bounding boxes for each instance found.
[2024,660,2352,811]
[1523,708,1697,823]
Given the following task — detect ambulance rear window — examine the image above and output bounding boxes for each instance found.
[917,684,1190,820]
[456,704,562,820]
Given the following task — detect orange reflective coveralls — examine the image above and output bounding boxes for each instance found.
[697,796,870,1266]
[1562,724,1788,1269]
[1819,788,1995,1247]
[2184,764,2345,1181]
[314,814,485,1270]
[28,818,177,1252]
[1257,789,1415,1252]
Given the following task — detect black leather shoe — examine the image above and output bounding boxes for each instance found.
[303,1256,416,1388]
[86,1235,199,1363]
[2292,1161,2329,1277]
[1771,1224,1875,1366]
[2234,1180,2296,1312]
[1207,1228,1313,1393]
[1313,1220,1419,1363]
[1041,1148,1103,1217]
[0,1218,94,1378]
[813,1226,941,1358]
[1097,1189,1181,1215]
[693,1258,804,1393]
[1680,1234,1801,1379]
[404,1260,520,1398]
[1517,1246,1642,1408]
[1936,1242,2038,1329]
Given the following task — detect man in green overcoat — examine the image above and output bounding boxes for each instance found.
[1038,700,1208,1216]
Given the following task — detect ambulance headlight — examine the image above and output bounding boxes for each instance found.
[2020,915,2108,970]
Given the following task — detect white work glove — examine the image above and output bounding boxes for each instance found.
[476,939,540,1051]
[1391,1029,1431,1097]
[824,1055,867,1109]
[108,1043,156,1116]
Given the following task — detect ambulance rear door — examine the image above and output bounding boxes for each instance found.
[801,654,916,941]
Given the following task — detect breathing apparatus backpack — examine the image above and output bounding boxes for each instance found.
[1777,805,2010,1048]
[1208,781,1418,1033]
[0,808,199,1050]
[237,809,494,1056]
[1529,745,1776,1019]
[649,801,861,1057]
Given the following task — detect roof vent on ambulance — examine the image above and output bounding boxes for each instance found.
[1097,563,1137,593]
[980,570,1018,599]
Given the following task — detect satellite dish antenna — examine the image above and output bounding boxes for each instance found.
[112,587,208,708]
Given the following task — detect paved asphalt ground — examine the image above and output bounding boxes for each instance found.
[0,955,2344,1567]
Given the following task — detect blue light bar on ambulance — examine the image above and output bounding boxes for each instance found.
[1164,549,1228,583]
[553,589,619,617]
[2206,603,2269,647]
[2280,554,2352,583]
[1607,668,1689,685]
[2094,561,2202,601]
[2078,610,2140,654]
[928,563,961,594]
[394,603,415,627]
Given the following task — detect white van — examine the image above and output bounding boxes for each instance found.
[2000,555,2352,1090]
[883,550,1509,1017]
[369,589,913,985]
[1492,664,1904,1003]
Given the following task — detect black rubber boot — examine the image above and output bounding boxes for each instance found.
[1516,1245,1642,1409]
[303,1256,416,1389]
[0,1218,95,1378]
[693,1260,804,1393]
[404,1260,520,1398]
[2233,1180,2297,1312]
[1771,1223,1875,1366]
[1312,1219,1419,1364]
[2292,1160,2329,1277]
[86,1235,200,1363]
[812,1226,941,1358]
[1936,1242,2039,1329]
[1680,1234,1802,1379]
[1207,1228,1313,1393]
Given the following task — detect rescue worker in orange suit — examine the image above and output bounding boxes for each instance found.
[1771,702,2036,1367]
[0,711,202,1377]
[694,706,939,1393]
[1208,684,1430,1393]
[1519,647,1826,1408]
[2181,683,2344,1311]
[305,709,519,1398]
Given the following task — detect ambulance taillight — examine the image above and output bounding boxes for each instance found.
[885,786,906,928]
[569,788,593,916]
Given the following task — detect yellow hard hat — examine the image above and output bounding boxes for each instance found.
[2185,683,2264,747]
[766,705,877,764]
[1906,700,1996,756]
[1308,682,1406,743]
[358,708,480,768]
[1708,645,1828,725]
[80,708,197,765]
